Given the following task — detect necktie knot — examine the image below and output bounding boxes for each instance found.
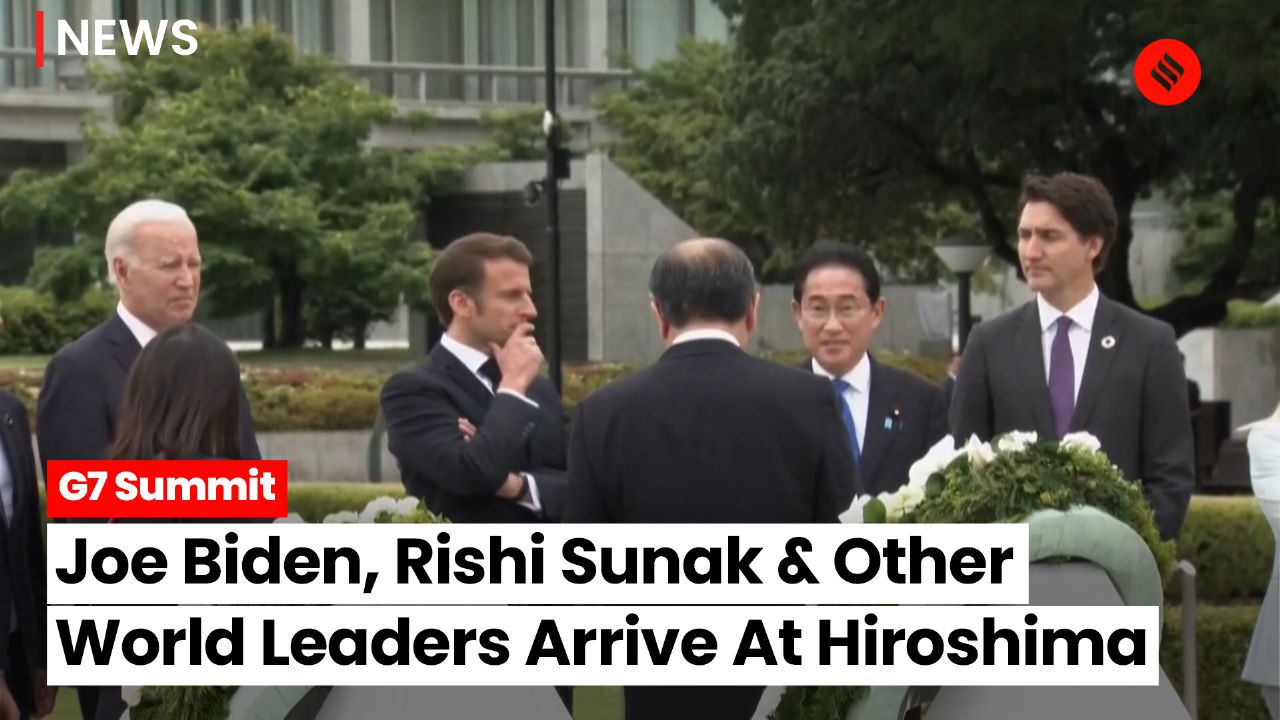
[479,357,502,390]
[1056,316,1074,333]
[832,378,851,394]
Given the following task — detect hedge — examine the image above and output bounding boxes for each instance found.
[0,350,949,433]
[1162,605,1268,720]
[1171,496,1275,603]
[0,286,116,354]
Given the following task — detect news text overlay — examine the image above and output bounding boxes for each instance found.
[45,460,288,519]
[47,604,1161,687]
[47,523,1030,606]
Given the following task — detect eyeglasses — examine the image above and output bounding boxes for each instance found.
[801,303,867,322]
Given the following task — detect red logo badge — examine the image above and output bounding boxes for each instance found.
[1135,39,1201,106]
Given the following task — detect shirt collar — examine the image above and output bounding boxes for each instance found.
[811,352,870,394]
[439,332,492,375]
[1037,284,1100,333]
[671,328,740,347]
[117,301,159,348]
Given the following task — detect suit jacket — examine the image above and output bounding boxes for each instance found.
[949,295,1194,539]
[802,355,949,495]
[0,391,46,681]
[380,343,569,523]
[568,339,859,524]
[36,313,262,481]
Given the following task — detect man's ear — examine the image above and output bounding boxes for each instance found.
[745,291,761,334]
[650,297,670,342]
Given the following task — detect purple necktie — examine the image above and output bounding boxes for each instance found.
[1048,315,1075,438]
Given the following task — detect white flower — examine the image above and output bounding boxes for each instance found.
[393,497,421,516]
[963,434,996,466]
[908,435,963,488]
[273,512,306,524]
[1061,431,1102,454]
[323,510,360,523]
[840,495,873,523]
[359,496,401,522]
[123,686,143,707]
[996,430,1038,454]
[880,486,925,521]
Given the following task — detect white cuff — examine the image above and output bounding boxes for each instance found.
[516,473,543,514]
[497,388,540,409]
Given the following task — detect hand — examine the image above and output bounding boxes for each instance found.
[490,323,543,394]
[0,683,18,720]
[458,417,477,441]
[35,670,55,717]
[496,473,525,500]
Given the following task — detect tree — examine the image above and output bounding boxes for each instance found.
[593,39,781,278]
[712,0,1280,334]
[0,24,483,348]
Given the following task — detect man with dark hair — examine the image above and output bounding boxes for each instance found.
[792,242,948,494]
[950,172,1194,539]
[566,238,858,720]
[380,232,569,524]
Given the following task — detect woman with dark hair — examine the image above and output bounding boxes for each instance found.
[107,322,244,462]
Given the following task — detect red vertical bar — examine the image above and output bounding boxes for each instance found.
[35,10,45,67]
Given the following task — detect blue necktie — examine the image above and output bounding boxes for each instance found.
[832,378,861,466]
[1048,316,1075,439]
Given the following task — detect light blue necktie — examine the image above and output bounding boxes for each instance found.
[832,378,861,466]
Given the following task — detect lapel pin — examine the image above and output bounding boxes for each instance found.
[883,417,893,430]
[3,414,10,427]
[1101,335,1116,350]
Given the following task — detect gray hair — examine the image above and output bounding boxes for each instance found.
[104,199,193,286]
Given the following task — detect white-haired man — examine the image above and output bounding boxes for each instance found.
[36,199,262,720]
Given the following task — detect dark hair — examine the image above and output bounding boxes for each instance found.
[429,232,534,326]
[1018,172,1118,272]
[792,241,882,304]
[107,323,243,461]
[649,239,757,328]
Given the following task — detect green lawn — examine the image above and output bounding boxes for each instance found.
[40,686,619,719]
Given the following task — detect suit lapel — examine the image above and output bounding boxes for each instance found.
[429,344,494,415]
[1071,296,1122,431]
[859,358,897,490]
[105,313,142,375]
[1015,303,1057,438]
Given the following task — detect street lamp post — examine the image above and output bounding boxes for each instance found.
[934,234,992,353]
[543,0,563,394]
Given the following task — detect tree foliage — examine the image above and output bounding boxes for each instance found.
[594,39,780,278]
[0,24,485,348]
[711,0,1280,334]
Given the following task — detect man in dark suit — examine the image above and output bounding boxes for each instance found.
[380,232,569,524]
[950,172,1194,540]
[791,242,949,495]
[36,199,261,720]
[1,389,55,720]
[567,238,858,720]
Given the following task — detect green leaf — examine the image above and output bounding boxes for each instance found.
[862,498,887,523]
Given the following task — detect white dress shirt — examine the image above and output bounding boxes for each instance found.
[812,354,870,451]
[438,333,542,514]
[1037,284,1099,403]
[117,301,159,347]
[1,435,16,634]
[671,328,741,347]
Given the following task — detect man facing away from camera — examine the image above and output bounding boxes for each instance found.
[949,172,1194,540]
[566,237,859,720]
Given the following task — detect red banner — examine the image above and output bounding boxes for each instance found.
[45,460,288,520]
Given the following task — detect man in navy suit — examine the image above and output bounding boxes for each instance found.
[950,172,1194,539]
[792,242,949,495]
[36,199,261,720]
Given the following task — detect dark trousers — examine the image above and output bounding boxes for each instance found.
[624,686,765,720]
[5,631,34,720]
[76,685,126,720]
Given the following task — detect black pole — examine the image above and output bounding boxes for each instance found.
[957,272,973,353]
[544,0,563,395]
